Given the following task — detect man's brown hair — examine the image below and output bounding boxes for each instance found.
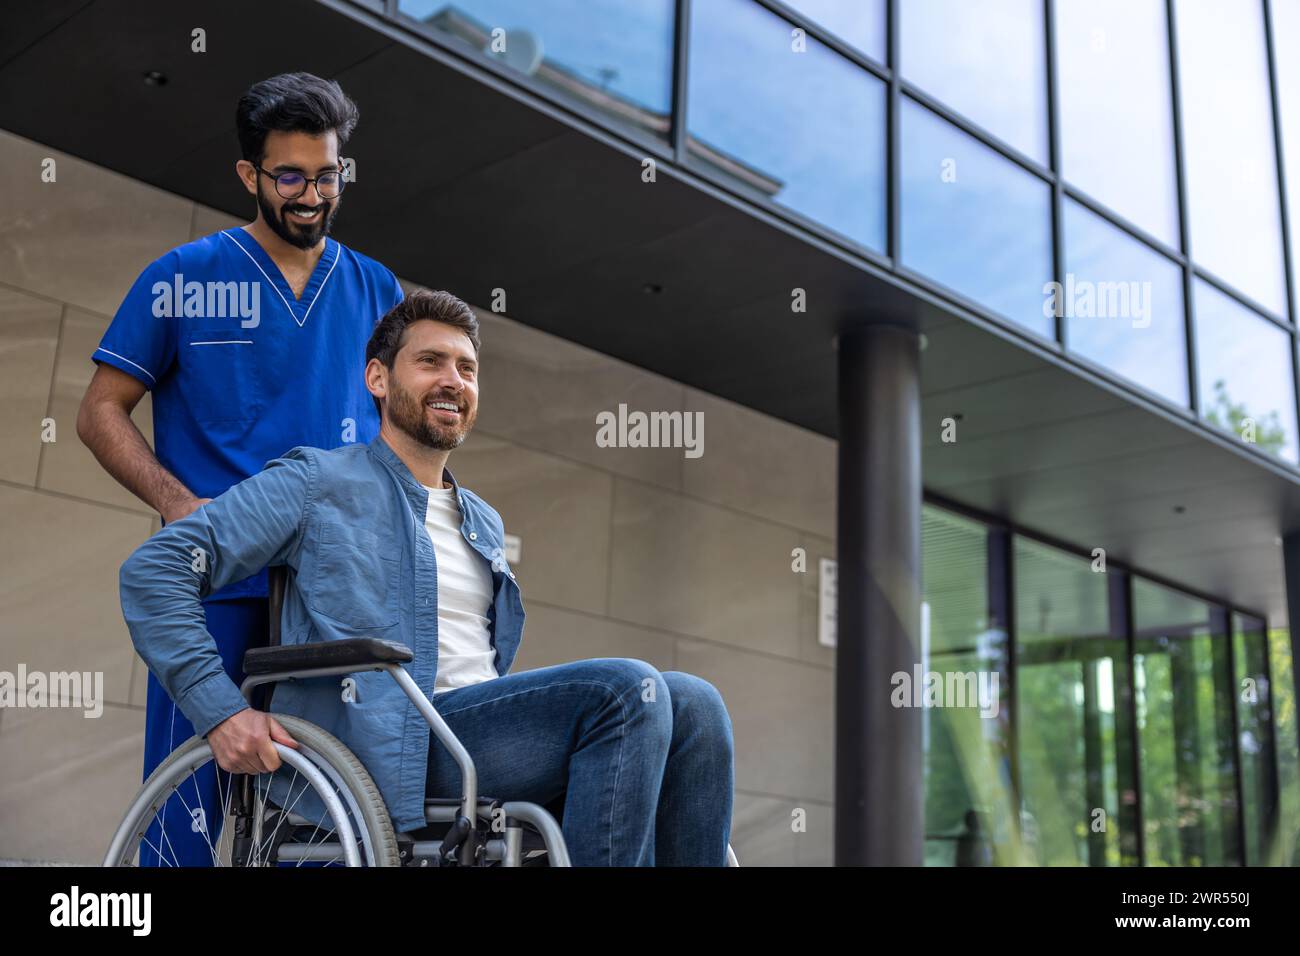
[365,289,481,416]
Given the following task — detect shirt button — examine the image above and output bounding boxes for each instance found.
[509,572,516,579]
[469,532,477,540]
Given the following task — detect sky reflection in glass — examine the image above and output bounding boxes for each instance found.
[1063,199,1188,406]
[687,0,887,251]
[901,97,1053,338]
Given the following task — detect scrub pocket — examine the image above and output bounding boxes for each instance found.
[184,327,263,424]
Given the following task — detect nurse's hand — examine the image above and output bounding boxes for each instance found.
[161,496,212,525]
[208,709,300,775]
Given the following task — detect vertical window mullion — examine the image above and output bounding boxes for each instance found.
[671,0,692,166]
[887,0,901,263]
[1045,0,1066,349]
[1166,0,1200,417]
[987,526,1019,846]
[1110,568,1144,866]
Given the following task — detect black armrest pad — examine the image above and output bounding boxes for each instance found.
[243,638,414,676]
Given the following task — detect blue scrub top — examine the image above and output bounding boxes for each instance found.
[94,227,405,600]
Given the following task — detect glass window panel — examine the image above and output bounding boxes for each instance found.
[1194,279,1299,464]
[1132,579,1240,865]
[1233,614,1278,865]
[1267,626,1300,864]
[686,0,887,250]
[1273,0,1300,314]
[1061,199,1188,406]
[900,0,1048,163]
[1174,0,1288,314]
[901,97,1054,338]
[397,0,676,136]
[782,0,886,61]
[1055,0,1180,246]
[920,507,1016,866]
[1014,538,1135,866]
[924,508,990,656]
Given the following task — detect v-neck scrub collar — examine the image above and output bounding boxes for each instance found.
[220,228,340,327]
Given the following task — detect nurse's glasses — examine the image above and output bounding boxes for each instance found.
[255,164,346,200]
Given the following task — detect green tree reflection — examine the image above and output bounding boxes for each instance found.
[1203,378,1286,456]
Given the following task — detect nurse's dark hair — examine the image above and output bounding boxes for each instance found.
[366,290,482,415]
[236,72,359,165]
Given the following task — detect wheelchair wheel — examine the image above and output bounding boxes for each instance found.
[104,714,400,867]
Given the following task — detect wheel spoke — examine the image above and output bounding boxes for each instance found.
[214,770,235,866]
[295,807,342,867]
[253,770,298,865]
[168,779,221,866]
[138,831,175,867]
[156,811,181,867]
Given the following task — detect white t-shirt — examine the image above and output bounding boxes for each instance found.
[421,481,499,693]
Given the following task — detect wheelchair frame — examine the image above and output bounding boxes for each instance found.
[239,650,572,866]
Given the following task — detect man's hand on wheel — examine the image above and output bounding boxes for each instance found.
[208,709,299,775]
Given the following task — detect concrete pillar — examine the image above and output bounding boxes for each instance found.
[834,323,924,865]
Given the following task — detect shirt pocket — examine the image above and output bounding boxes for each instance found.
[306,522,400,630]
[183,327,262,423]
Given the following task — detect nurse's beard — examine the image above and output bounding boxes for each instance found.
[256,183,337,250]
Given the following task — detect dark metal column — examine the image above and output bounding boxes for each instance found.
[1211,605,1244,865]
[835,323,923,866]
[1108,570,1143,867]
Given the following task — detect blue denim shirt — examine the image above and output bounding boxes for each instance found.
[119,433,525,833]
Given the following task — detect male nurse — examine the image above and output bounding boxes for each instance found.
[76,72,404,865]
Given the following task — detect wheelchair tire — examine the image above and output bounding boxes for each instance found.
[104,713,400,867]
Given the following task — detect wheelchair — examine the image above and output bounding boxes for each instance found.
[105,567,740,867]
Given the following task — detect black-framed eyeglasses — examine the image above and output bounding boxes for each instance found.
[255,164,345,200]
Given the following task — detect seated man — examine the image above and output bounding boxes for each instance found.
[119,289,735,866]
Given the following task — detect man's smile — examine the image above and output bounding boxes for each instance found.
[428,399,461,419]
[287,205,322,223]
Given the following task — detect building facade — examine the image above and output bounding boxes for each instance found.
[1,0,1298,864]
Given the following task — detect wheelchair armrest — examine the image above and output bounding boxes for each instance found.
[243,638,414,677]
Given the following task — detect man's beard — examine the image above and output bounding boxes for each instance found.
[387,372,475,451]
[256,181,339,250]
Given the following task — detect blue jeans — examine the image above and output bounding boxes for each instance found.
[425,658,734,866]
